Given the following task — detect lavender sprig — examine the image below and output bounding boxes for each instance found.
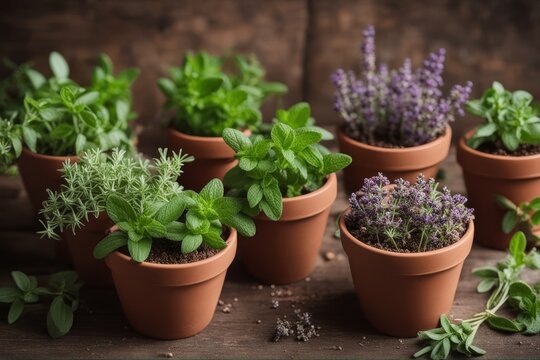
[332,25,472,147]
[345,173,474,252]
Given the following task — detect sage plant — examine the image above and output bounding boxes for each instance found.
[332,26,472,147]
[345,173,473,252]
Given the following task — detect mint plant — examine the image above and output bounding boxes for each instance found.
[413,231,540,359]
[0,270,83,338]
[0,52,138,172]
[466,81,540,151]
[158,51,287,137]
[496,194,540,247]
[94,178,255,262]
[40,148,192,240]
[223,102,351,220]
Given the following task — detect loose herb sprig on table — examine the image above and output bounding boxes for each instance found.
[158,51,287,137]
[413,231,540,359]
[0,270,83,338]
[94,178,255,262]
[466,82,540,151]
[222,102,351,220]
[496,194,540,247]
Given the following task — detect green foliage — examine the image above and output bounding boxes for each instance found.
[0,52,139,172]
[158,51,287,137]
[94,178,255,262]
[466,81,540,151]
[414,231,540,359]
[223,102,351,220]
[0,270,83,338]
[496,194,540,247]
[40,148,192,240]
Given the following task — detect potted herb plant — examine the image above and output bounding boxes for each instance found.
[0,52,139,213]
[457,81,540,250]
[332,26,472,193]
[92,178,255,339]
[223,102,351,284]
[40,148,191,286]
[158,51,287,191]
[339,174,474,337]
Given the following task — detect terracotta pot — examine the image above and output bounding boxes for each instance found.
[105,229,237,339]
[337,127,452,194]
[63,214,113,287]
[457,129,540,250]
[340,212,474,337]
[18,148,79,262]
[238,174,337,285]
[167,127,239,191]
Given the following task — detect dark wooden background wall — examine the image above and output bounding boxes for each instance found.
[1,0,539,149]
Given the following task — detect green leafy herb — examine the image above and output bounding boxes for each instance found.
[496,194,540,247]
[94,178,255,262]
[0,270,83,338]
[466,81,540,151]
[158,51,287,137]
[223,102,351,220]
[413,231,540,359]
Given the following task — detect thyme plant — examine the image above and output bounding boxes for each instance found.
[40,148,191,239]
[222,102,352,220]
[346,174,474,252]
[158,51,287,137]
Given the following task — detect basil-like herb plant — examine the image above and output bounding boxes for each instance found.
[0,52,139,173]
[94,178,255,262]
[157,51,287,137]
[222,102,352,220]
[496,194,540,247]
[466,81,540,151]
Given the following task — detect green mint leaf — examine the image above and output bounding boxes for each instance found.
[106,194,137,224]
[213,197,243,218]
[0,287,21,303]
[413,345,432,358]
[495,195,517,211]
[271,123,295,149]
[501,131,519,151]
[181,234,203,254]
[203,231,227,249]
[285,102,310,128]
[239,157,258,171]
[322,153,352,174]
[49,52,69,80]
[487,315,525,332]
[8,299,24,324]
[529,197,540,211]
[93,231,128,259]
[128,236,152,262]
[196,77,223,96]
[50,124,74,139]
[223,128,251,152]
[186,211,209,233]
[115,100,129,123]
[128,230,143,243]
[475,122,497,137]
[47,296,73,338]
[22,126,38,153]
[145,219,167,238]
[80,111,98,129]
[75,91,99,106]
[509,231,527,265]
[165,221,187,241]
[466,99,485,117]
[155,194,188,225]
[247,183,264,208]
[262,179,282,220]
[200,179,224,201]
[25,68,46,89]
[292,130,322,151]
[11,271,33,292]
[157,78,175,97]
[501,211,519,234]
[222,213,256,237]
[531,210,540,226]
[228,89,248,106]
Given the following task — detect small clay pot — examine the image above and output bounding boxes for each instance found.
[238,173,337,285]
[337,127,452,194]
[105,229,237,339]
[167,127,239,191]
[457,129,540,250]
[17,148,79,262]
[62,214,113,287]
[340,212,474,337]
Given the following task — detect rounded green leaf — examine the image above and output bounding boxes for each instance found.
[181,234,203,254]
[106,194,137,223]
[128,237,152,263]
[0,287,21,303]
[93,231,128,259]
[49,52,69,80]
[8,299,24,324]
[501,211,518,234]
[200,178,224,200]
[47,296,73,338]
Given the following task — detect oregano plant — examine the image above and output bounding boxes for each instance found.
[94,178,255,262]
[496,194,540,247]
[222,102,352,220]
[0,270,83,338]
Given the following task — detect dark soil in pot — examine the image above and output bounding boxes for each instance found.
[477,139,540,156]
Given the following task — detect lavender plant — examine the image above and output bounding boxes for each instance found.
[345,173,473,252]
[332,26,472,147]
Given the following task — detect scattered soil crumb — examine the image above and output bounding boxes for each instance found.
[273,318,293,342]
[222,306,231,314]
[256,320,262,324]
[272,310,320,342]
[271,299,280,309]
[234,298,238,302]
[305,277,312,282]
[270,284,276,289]
[324,251,336,261]
[257,285,264,290]
[218,299,224,306]
[160,353,173,358]
[330,345,343,351]
[398,339,404,344]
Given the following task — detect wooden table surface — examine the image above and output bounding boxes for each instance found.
[1,147,539,359]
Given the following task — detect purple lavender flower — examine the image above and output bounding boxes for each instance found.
[332,26,472,147]
[345,173,474,252]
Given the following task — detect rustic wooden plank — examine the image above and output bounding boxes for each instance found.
[1,149,539,358]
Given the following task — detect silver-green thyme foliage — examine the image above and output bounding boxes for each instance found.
[93,178,256,262]
[0,270,83,338]
[158,51,287,137]
[39,148,192,239]
[222,102,352,220]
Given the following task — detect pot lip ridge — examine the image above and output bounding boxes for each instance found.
[458,127,540,161]
[21,146,79,161]
[336,126,452,154]
[339,208,474,259]
[107,227,237,270]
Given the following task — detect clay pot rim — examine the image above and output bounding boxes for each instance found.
[21,147,79,161]
[459,128,540,161]
[167,126,251,142]
[339,208,474,259]
[337,126,452,154]
[108,227,237,269]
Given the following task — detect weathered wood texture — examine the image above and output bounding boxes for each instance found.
[0,146,539,359]
[2,0,540,141]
